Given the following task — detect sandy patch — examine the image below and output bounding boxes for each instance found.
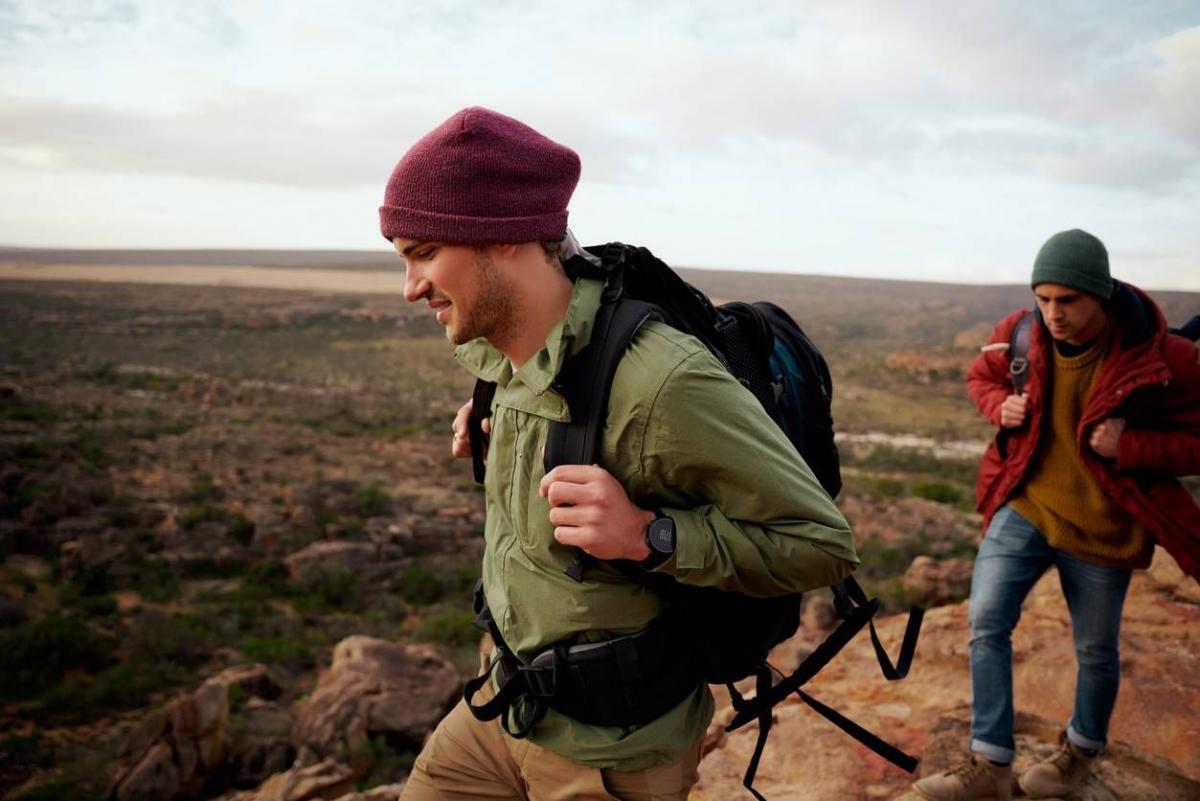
[0,263,406,294]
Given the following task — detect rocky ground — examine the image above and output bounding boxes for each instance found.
[693,550,1200,800]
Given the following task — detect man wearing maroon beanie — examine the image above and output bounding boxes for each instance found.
[383,108,857,800]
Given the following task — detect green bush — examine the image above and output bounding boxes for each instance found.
[399,564,447,606]
[870,477,906,498]
[0,615,117,701]
[124,610,213,667]
[911,482,963,505]
[0,396,60,425]
[180,476,223,504]
[131,558,180,603]
[16,779,97,801]
[71,593,118,618]
[36,662,179,724]
[415,608,478,646]
[354,482,391,518]
[359,735,417,788]
[75,428,115,469]
[178,502,227,530]
[293,570,365,615]
[240,636,315,672]
[229,512,256,545]
[13,442,51,470]
[65,564,115,597]
[106,502,140,529]
[0,732,53,770]
[240,560,291,597]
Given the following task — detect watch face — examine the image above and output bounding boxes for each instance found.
[648,516,676,554]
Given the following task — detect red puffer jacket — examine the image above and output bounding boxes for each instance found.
[967,282,1200,578]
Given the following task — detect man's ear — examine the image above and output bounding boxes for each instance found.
[492,243,521,259]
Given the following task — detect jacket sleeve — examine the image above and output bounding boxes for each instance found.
[637,350,859,598]
[1116,334,1200,476]
[967,312,1024,427]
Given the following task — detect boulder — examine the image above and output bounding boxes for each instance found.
[329,786,404,801]
[110,664,284,801]
[284,542,378,582]
[800,592,837,631]
[216,759,356,801]
[292,637,461,777]
[228,698,297,787]
[903,555,973,607]
[0,590,29,626]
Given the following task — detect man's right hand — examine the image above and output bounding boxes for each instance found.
[451,399,490,459]
[999,392,1029,428]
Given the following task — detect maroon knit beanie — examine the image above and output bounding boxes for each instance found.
[379,107,581,245]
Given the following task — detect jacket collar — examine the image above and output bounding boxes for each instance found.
[452,278,605,394]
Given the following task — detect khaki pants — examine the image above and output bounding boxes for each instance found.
[401,690,702,801]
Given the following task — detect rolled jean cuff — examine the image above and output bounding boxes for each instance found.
[1067,723,1105,753]
[970,738,1014,765]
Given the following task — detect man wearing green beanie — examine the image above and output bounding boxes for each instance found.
[913,230,1200,800]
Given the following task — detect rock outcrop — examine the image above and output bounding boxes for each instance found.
[291,636,461,775]
[903,555,973,607]
[110,664,288,801]
[214,759,356,801]
[692,556,1200,800]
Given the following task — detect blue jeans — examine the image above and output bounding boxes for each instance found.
[968,505,1132,763]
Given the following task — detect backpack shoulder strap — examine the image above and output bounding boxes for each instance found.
[1009,313,1034,395]
[1168,314,1200,341]
[544,296,657,474]
[546,294,658,582]
[468,379,498,485]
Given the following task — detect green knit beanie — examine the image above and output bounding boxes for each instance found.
[1031,229,1113,299]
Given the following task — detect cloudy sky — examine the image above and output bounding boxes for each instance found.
[2,1,1198,288]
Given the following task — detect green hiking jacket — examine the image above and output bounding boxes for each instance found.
[455,277,860,770]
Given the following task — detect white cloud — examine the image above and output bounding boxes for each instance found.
[0,0,1197,288]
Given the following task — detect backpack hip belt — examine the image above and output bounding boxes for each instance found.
[464,582,704,737]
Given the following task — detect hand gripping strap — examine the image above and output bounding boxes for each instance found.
[547,297,657,582]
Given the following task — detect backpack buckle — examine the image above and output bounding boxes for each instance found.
[522,649,559,698]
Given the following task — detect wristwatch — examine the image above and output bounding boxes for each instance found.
[641,510,676,569]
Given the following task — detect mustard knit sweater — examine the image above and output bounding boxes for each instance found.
[1010,327,1152,569]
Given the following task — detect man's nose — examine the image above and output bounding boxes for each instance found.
[404,266,430,303]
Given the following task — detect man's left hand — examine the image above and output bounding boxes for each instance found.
[1089,417,1126,459]
[539,465,655,561]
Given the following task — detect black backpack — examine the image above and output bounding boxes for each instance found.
[466,242,923,800]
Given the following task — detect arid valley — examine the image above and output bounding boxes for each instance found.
[1,250,1197,801]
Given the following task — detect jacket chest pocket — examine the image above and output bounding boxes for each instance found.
[485,405,551,549]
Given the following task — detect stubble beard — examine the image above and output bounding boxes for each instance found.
[447,249,521,347]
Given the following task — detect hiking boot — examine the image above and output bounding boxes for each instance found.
[912,754,1012,801]
[1018,732,1095,798]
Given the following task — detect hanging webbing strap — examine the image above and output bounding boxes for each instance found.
[833,576,923,682]
[725,577,923,796]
